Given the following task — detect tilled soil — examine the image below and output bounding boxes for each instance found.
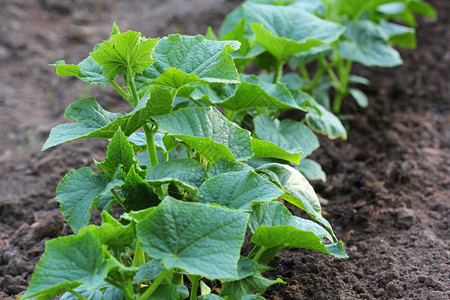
[0,0,448,299]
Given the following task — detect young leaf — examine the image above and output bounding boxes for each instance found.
[43,87,172,150]
[256,163,335,237]
[96,128,140,179]
[50,60,80,76]
[294,158,326,182]
[380,20,416,48]
[349,88,369,108]
[152,106,254,162]
[137,34,240,89]
[196,170,283,211]
[254,115,319,158]
[90,30,158,78]
[338,20,402,67]
[55,167,123,233]
[243,3,344,60]
[21,231,114,299]
[136,197,249,280]
[122,165,160,212]
[145,158,208,194]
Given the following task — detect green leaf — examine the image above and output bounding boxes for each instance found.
[208,159,253,178]
[196,170,283,211]
[198,294,224,300]
[408,0,437,19]
[220,274,277,299]
[43,87,172,150]
[146,283,178,300]
[145,158,208,194]
[251,138,301,164]
[138,34,240,89]
[256,163,335,237]
[50,60,80,76]
[299,96,347,140]
[349,88,369,108]
[136,197,249,280]
[218,74,304,111]
[78,212,134,253]
[90,30,158,78]
[122,165,160,212]
[152,106,254,163]
[60,285,103,300]
[338,20,402,67]
[250,201,348,259]
[243,3,344,60]
[294,158,326,182]
[380,20,416,48]
[56,167,123,233]
[96,128,139,179]
[22,231,114,299]
[254,115,319,158]
[133,260,165,283]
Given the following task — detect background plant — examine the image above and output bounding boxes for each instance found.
[21,24,347,300]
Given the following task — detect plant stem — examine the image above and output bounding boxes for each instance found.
[299,64,310,81]
[273,60,284,83]
[189,275,200,300]
[104,278,135,300]
[143,124,159,167]
[138,269,169,300]
[110,80,130,103]
[332,59,353,113]
[69,289,89,300]
[132,240,145,267]
[111,188,123,204]
[128,66,139,106]
[252,246,267,262]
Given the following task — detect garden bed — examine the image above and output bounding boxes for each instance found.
[0,0,448,299]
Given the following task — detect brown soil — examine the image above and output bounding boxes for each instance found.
[0,0,448,299]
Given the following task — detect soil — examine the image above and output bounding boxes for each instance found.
[0,0,448,299]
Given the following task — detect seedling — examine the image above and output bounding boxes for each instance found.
[21,24,347,300]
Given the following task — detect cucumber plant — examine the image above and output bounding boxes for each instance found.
[219,0,436,113]
[21,24,347,300]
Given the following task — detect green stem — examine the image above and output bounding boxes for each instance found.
[132,241,145,267]
[299,64,310,81]
[332,59,353,113]
[189,275,200,300]
[143,124,159,167]
[138,269,170,300]
[111,188,123,204]
[173,272,184,285]
[128,66,139,106]
[104,278,135,300]
[273,60,284,83]
[110,80,130,102]
[69,289,89,300]
[252,246,267,262]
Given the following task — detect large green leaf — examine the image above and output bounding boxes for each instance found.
[90,30,158,78]
[338,20,402,67]
[250,201,348,259]
[145,158,208,194]
[95,128,139,179]
[196,170,283,211]
[256,163,335,237]
[136,197,249,280]
[22,231,114,299]
[220,274,277,299]
[254,115,319,158]
[55,167,123,233]
[218,74,304,111]
[152,106,254,162]
[251,138,301,164]
[243,3,344,60]
[43,87,172,150]
[137,34,240,89]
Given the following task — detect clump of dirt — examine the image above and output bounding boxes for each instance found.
[0,0,448,299]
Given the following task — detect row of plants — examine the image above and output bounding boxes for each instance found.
[22,0,435,299]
